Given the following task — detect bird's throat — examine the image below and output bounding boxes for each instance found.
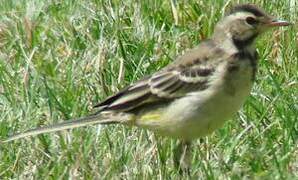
[232,34,258,50]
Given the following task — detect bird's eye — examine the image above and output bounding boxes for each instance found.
[246,17,258,25]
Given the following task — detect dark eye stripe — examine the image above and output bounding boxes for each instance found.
[246,17,258,25]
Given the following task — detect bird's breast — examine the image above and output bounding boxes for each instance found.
[159,59,254,139]
[136,58,255,140]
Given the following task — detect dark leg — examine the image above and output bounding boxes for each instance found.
[173,140,192,175]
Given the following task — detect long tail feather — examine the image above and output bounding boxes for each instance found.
[1,114,115,143]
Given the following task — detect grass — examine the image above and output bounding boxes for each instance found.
[0,0,297,179]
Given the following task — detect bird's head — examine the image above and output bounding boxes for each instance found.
[213,4,291,48]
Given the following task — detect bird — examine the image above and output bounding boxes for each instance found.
[1,4,291,172]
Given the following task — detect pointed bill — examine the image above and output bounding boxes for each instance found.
[267,19,292,27]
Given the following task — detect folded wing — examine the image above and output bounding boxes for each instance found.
[94,61,215,112]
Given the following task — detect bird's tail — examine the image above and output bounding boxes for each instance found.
[1,113,121,143]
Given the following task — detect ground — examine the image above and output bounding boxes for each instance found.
[0,0,297,179]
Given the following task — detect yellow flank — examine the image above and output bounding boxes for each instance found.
[134,110,168,135]
[139,112,162,122]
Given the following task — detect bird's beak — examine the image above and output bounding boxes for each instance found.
[267,19,292,27]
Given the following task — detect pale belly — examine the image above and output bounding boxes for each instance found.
[136,63,254,140]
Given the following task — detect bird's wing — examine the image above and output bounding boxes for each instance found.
[94,42,223,112]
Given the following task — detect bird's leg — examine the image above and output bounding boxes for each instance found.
[173,140,192,175]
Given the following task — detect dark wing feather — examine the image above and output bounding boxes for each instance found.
[94,41,223,112]
[94,65,214,112]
